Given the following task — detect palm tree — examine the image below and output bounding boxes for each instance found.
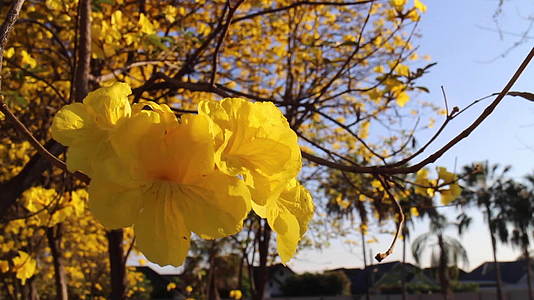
[460,162,510,300]
[497,178,534,300]
[411,214,469,300]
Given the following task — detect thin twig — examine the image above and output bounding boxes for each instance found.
[374,175,404,262]
[0,0,26,91]
[0,99,90,183]
[123,236,136,266]
[210,0,243,85]
[441,85,449,115]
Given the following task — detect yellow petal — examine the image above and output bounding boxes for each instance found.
[138,113,215,183]
[51,102,99,146]
[272,210,300,264]
[88,177,143,229]
[180,171,251,239]
[278,180,314,237]
[134,183,190,266]
[198,98,301,205]
[254,180,314,263]
[83,82,131,128]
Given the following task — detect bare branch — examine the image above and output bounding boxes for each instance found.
[0,99,90,183]
[72,0,91,102]
[0,0,26,91]
[232,1,374,23]
[374,176,404,262]
[303,46,534,174]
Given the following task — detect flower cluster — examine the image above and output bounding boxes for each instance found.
[51,82,313,266]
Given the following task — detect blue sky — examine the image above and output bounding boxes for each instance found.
[289,0,534,273]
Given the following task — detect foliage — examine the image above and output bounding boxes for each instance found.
[281,271,351,296]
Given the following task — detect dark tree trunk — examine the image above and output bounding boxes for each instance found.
[253,221,271,300]
[402,232,407,300]
[237,247,245,290]
[207,242,221,300]
[485,203,504,300]
[107,229,127,300]
[22,277,39,300]
[438,234,453,300]
[361,228,370,300]
[46,224,68,300]
[72,0,91,102]
[525,246,533,300]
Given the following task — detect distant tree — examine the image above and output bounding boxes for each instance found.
[459,162,510,300]
[281,271,351,297]
[498,178,534,300]
[411,214,469,300]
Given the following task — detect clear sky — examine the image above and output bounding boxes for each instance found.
[288,0,534,273]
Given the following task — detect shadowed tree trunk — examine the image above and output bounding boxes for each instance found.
[401,230,407,300]
[207,241,221,300]
[107,229,127,300]
[485,202,504,300]
[46,224,68,300]
[361,227,370,300]
[438,234,453,300]
[525,246,533,300]
[253,221,271,300]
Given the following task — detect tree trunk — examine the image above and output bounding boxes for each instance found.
[438,234,453,300]
[485,203,503,300]
[525,246,533,300]
[46,224,68,300]
[207,242,221,300]
[107,229,127,300]
[22,277,39,300]
[253,221,271,300]
[72,0,91,102]
[361,228,370,300]
[402,233,407,300]
[237,247,245,290]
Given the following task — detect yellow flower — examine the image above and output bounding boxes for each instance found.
[166,282,176,291]
[230,290,243,300]
[252,179,314,263]
[390,0,407,9]
[13,251,37,285]
[440,184,462,205]
[414,168,432,196]
[185,285,193,293]
[0,260,9,273]
[414,0,427,12]
[89,102,251,266]
[198,98,301,206]
[51,82,132,176]
[437,166,456,183]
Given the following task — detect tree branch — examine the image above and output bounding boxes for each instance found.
[0,0,26,91]
[303,46,534,174]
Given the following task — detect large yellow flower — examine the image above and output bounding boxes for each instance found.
[89,102,251,266]
[52,86,312,266]
[198,98,301,205]
[51,82,131,176]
